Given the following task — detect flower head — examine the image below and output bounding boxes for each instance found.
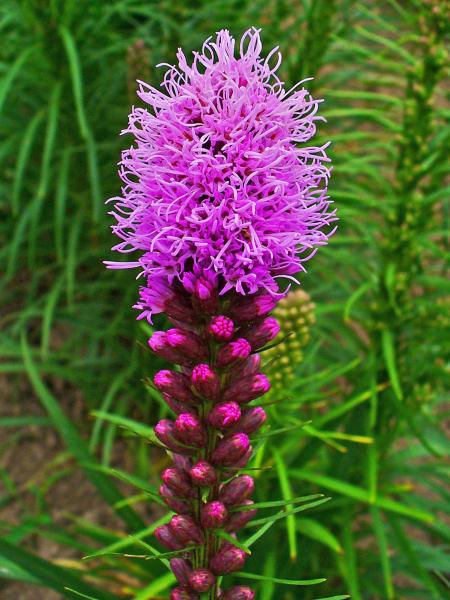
[107,28,335,318]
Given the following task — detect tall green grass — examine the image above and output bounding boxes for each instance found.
[1,0,449,598]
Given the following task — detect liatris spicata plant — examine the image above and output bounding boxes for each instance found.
[107,28,335,599]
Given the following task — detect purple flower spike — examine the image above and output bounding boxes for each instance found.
[244,316,280,350]
[218,475,255,506]
[154,370,194,403]
[217,338,251,367]
[170,558,193,586]
[155,525,184,550]
[208,401,241,429]
[169,514,204,546]
[162,467,194,498]
[170,587,199,600]
[230,407,267,434]
[108,29,335,313]
[108,27,335,599]
[210,542,247,575]
[188,569,215,593]
[191,364,220,399]
[175,413,207,447]
[189,460,217,487]
[222,586,255,600]
[224,373,271,404]
[225,501,257,532]
[201,501,228,528]
[208,316,235,342]
[211,433,250,466]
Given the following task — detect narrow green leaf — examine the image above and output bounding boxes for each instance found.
[341,509,361,600]
[81,463,163,503]
[274,449,297,560]
[59,26,101,219]
[12,111,44,215]
[133,572,177,599]
[91,411,157,441]
[297,518,343,554]
[247,497,331,528]
[370,506,394,599]
[64,590,100,600]
[41,277,63,359]
[0,416,51,427]
[235,572,325,586]
[291,470,434,523]
[381,329,403,400]
[216,530,251,554]
[0,47,33,113]
[233,494,323,511]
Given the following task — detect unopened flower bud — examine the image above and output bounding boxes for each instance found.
[169,514,204,546]
[230,407,266,434]
[154,370,194,403]
[191,364,220,399]
[163,393,197,416]
[217,338,251,367]
[189,460,217,487]
[201,501,228,528]
[229,293,277,322]
[225,501,257,532]
[208,315,235,342]
[210,542,247,574]
[172,453,192,473]
[170,586,199,600]
[211,433,250,466]
[175,413,207,447]
[244,316,280,350]
[224,373,270,404]
[228,355,262,389]
[218,475,254,505]
[170,558,193,585]
[208,401,241,429]
[166,329,206,361]
[188,569,215,593]
[232,445,253,469]
[160,485,193,514]
[155,419,194,454]
[148,330,206,365]
[162,468,194,497]
[182,270,218,314]
[155,524,184,550]
[222,585,255,599]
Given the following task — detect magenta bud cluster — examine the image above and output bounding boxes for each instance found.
[148,285,279,599]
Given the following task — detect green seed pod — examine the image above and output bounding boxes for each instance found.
[265,290,316,396]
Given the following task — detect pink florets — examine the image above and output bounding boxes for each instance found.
[208,315,235,341]
[107,28,335,317]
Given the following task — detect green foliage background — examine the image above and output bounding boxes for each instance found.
[0,0,449,598]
